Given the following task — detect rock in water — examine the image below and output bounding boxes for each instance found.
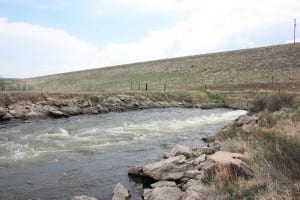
[128,166,143,176]
[71,196,97,200]
[201,135,216,143]
[164,145,193,159]
[112,183,131,200]
[143,155,193,181]
[48,109,66,118]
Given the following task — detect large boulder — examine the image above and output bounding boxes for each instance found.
[61,106,82,115]
[96,104,109,113]
[8,104,26,118]
[0,107,13,120]
[199,147,217,155]
[182,181,204,200]
[1,112,13,120]
[206,151,254,179]
[24,111,44,118]
[0,107,6,117]
[112,183,130,200]
[143,155,193,181]
[181,179,203,191]
[201,135,216,143]
[128,166,143,176]
[164,145,193,159]
[48,108,66,118]
[143,186,183,200]
[192,154,206,166]
[81,107,98,114]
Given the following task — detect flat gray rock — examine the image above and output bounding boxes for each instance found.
[143,155,193,181]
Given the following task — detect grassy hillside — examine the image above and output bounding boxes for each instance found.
[22,43,300,92]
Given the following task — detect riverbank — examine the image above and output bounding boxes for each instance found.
[117,93,299,200]
[1,90,299,199]
[88,94,298,200]
[0,90,224,121]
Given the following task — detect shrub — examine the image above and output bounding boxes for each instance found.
[204,90,220,103]
[4,95,11,107]
[90,95,100,103]
[251,93,295,112]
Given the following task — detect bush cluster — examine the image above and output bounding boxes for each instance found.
[251,93,294,112]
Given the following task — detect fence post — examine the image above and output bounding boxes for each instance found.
[145,83,148,91]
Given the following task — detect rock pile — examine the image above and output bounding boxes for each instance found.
[128,143,254,200]
[0,94,193,121]
[70,142,254,200]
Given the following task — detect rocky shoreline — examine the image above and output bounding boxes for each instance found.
[0,92,256,200]
[0,93,224,121]
[71,113,257,200]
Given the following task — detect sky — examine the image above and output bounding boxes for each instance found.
[0,0,299,78]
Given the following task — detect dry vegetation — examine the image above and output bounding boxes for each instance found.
[17,43,300,93]
[0,43,299,199]
[207,95,300,200]
[0,90,220,108]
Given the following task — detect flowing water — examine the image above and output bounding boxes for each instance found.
[0,108,247,200]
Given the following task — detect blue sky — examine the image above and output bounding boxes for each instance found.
[0,0,299,78]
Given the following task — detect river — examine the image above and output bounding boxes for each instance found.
[0,108,247,200]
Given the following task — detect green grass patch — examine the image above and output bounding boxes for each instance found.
[258,113,277,128]
[260,132,300,179]
[261,131,277,144]
[204,90,220,103]
[224,183,266,200]
[218,122,242,138]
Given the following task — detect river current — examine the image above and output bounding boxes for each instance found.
[0,108,247,199]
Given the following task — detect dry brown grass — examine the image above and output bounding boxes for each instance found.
[15,43,300,93]
[0,90,213,107]
[212,103,300,199]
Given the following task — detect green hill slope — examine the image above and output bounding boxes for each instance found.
[22,43,300,92]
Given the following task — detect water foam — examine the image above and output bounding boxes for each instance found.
[0,109,247,162]
[104,110,247,134]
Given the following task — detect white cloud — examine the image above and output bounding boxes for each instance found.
[96,0,300,62]
[0,0,300,77]
[96,0,300,61]
[0,17,104,77]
